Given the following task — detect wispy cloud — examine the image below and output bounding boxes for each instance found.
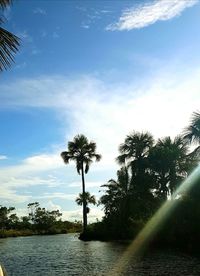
[33,7,46,15]
[16,30,33,43]
[106,0,198,31]
[68,181,104,188]
[0,153,64,202]
[38,192,76,200]
[62,207,104,222]
[81,23,90,29]
[0,155,7,160]
[1,65,200,204]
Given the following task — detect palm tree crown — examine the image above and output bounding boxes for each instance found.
[0,0,20,71]
[61,134,101,174]
[183,111,200,144]
[76,192,96,213]
[117,131,154,166]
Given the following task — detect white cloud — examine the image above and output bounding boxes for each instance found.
[38,193,76,200]
[106,0,198,31]
[0,155,7,160]
[0,157,65,203]
[0,153,63,177]
[68,181,104,188]
[81,24,90,29]
[0,185,31,204]
[62,207,104,222]
[1,66,200,209]
[1,70,200,169]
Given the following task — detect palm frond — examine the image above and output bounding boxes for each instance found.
[0,0,12,9]
[0,27,20,71]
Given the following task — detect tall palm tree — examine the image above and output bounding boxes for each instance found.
[0,0,20,71]
[76,191,96,214]
[61,134,101,233]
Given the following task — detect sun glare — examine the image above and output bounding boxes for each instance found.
[109,165,200,275]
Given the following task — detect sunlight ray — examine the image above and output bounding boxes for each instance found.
[109,165,200,275]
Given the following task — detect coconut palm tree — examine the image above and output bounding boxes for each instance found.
[61,134,101,233]
[0,0,20,71]
[76,192,96,214]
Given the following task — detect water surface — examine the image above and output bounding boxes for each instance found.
[0,234,200,275]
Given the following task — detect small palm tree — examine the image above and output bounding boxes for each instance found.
[0,0,20,71]
[100,167,130,217]
[76,192,96,214]
[61,134,101,233]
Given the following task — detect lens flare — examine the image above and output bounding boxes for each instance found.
[109,165,200,275]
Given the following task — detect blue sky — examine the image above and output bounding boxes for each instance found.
[1,0,200,221]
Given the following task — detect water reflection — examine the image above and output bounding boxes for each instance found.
[0,234,200,275]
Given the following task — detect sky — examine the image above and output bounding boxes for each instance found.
[1,0,200,222]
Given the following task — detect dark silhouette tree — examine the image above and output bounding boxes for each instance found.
[100,167,131,226]
[61,134,101,233]
[0,0,20,71]
[117,131,154,198]
[183,111,200,159]
[149,136,190,199]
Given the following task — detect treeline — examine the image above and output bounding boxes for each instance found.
[84,112,200,250]
[0,202,81,238]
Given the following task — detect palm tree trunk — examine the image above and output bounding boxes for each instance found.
[81,163,87,233]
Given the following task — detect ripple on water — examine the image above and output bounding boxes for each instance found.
[0,234,200,275]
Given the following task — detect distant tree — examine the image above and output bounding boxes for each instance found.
[61,134,101,233]
[76,191,96,214]
[0,206,15,229]
[27,202,62,233]
[34,207,62,232]
[28,202,39,222]
[0,0,20,71]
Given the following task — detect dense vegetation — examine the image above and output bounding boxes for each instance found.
[82,112,200,251]
[0,202,81,238]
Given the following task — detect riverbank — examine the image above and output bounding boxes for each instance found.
[0,228,81,239]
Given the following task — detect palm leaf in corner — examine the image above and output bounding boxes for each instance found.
[0,0,20,71]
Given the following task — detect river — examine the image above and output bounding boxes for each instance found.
[0,234,200,275]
